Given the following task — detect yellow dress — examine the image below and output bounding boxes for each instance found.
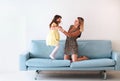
[46,23,60,46]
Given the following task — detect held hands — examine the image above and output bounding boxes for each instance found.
[58,26,65,33]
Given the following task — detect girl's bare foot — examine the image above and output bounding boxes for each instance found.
[49,55,55,59]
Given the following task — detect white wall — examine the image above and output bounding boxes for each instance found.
[0,0,26,71]
[0,0,120,71]
[25,0,120,51]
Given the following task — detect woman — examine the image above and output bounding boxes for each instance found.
[59,17,88,62]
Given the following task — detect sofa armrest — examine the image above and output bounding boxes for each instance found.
[112,51,120,70]
[19,51,30,71]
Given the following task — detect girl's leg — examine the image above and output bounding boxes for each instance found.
[49,44,59,59]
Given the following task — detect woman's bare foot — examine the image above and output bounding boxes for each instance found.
[77,56,89,61]
[82,56,89,60]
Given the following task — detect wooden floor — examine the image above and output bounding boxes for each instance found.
[0,71,120,81]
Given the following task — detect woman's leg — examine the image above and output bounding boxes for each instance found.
[49,44,59,59]
[72,54,88,62]
[64,55,70,60]
[71,54,78,62]
[77,56,89,61]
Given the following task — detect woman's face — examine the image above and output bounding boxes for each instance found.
[74,19,80,26]
[56,18,62,23]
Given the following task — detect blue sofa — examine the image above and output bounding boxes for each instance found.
[19,40,120,80]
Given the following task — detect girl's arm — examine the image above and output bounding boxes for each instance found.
[50,26,60,30]
[50,23,60,30]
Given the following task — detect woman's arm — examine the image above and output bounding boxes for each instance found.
[59,28,81,37]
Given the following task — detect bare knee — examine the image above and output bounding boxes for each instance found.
[64,55,70,60]
[72,54,78,62]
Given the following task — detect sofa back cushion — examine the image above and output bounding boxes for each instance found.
[77,40,112,59]
[29,40,65,59]
[29,40,112,59]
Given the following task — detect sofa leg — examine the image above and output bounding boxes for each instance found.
[35,70,41,80]
[100,70,107,80]
[103,70,107,80]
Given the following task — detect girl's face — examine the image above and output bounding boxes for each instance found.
[56,18,62,23]
[74,19,80,26]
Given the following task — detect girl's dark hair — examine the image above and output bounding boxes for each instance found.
[77,17,84,38]
[49,15,62,27]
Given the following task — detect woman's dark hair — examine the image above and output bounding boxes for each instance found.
[49,15,62,27]
[77,17,84,38]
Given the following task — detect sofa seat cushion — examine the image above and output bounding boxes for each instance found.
[26,58,70,67]
[70,58,115,68]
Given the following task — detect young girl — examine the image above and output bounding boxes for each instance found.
[46,15,62,59]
